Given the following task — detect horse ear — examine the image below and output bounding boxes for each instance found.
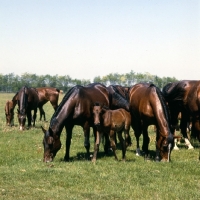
[41,126,46,134]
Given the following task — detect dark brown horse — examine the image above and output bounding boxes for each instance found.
[17,86,39,130]
[41,83,130,162]
[129,83,175,162]
[93,103,131,161]
[5,100,14,126]
[163,80,200,149]
[5,87,60,125]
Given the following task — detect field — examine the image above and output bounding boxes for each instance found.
[0,93,200,200]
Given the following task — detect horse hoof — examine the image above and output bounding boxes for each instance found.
[155,157,160,162]
[188,145,194,150]
[173,146,180,150]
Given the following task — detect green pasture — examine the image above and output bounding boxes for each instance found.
[0,93,200,200]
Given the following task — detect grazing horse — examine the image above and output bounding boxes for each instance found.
[17,86,39,130]
[93,103,131,161]
[41,83,129,162]
[5,87,60,125]
[5,100,14,126]
[163,80,200,149]
[36,87,60,121]
[129,83,175,162]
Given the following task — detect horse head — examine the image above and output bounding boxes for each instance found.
[93,102,103,127]
[157,133,181,162]
[17,86,29,130]
[41,126,61,162]
[17,108,26,130]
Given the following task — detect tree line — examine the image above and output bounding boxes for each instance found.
[0,71,178,93]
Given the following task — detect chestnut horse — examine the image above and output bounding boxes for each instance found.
[17,86,39,130]
[5,87,60,125]
[93,103,131,161]
[163,80,200,149]
[41,83,129,162]
[129,83,175,162]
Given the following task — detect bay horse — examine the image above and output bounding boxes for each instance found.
[129,83,175,162]
[5,100,14,126]
[163,80,200,149]
[5,87,60,125]
[17,86,39,130]
[36,87,60,121]
[41,83,130,162]
[93,103,131,161]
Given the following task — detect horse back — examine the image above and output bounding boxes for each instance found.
[103,109,131,131]
[5,100,13,114]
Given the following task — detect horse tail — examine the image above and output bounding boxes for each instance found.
[162,81,185,102]
[56,88,61,93]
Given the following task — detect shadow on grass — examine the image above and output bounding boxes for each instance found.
[59,149,137,162]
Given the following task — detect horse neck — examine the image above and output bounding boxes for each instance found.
[49,116,65,137]
[152,89,171,138]
[19,87,28,113]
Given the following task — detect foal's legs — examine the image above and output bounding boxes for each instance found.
[109,130,118,160]
[117,130,127,161]
[92,129,102,162]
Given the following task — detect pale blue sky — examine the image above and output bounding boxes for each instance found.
[0,0,199,81]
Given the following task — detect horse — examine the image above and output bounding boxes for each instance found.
[129,83,175,162]
[162,80,200,149]
[5,100,14,126]
[93,103,131,161]
[5,87,61,125]
[17,86,39,130]
[41,83,130,162]
[36,87,60,121]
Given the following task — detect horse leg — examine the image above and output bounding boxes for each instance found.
[191,119,200,142]
[27,110,32,128]
[135,131,142,156]
[132,122,142,156]
[83,123,90,160]
[92,129,102,162]
[39,106,46,121]
[38,106,42,121]
[103,132,111,155]
[180,113,194,149]
[64,125,73,162]
[142,127,150,160]
[32,108,37,127]
[110,130,118,161]
[118,130,127,161]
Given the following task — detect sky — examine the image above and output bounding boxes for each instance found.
[0,0,200,81]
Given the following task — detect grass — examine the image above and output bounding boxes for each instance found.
[0,93,200,199]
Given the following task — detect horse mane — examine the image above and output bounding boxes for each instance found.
[150,84,172,132]
[50,85,82,129]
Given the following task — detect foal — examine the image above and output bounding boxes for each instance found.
[93,103,131,161]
